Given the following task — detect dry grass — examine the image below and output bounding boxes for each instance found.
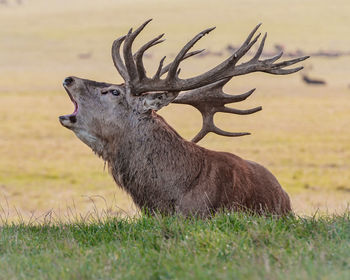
[0,0,349,221]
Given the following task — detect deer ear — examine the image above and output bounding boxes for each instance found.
[142,92,178,111]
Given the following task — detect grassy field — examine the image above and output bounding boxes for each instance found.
[0,212,349,279]
[0,0,350,219]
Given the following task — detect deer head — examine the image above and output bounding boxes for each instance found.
[59,19,308,153]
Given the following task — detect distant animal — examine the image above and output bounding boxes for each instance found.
[226,44,237,53]
[196,49,223,57]
[59,20,308,217]
[0,0,23,5]
[77,52,93,60]
[302,74,326,85]
[274,44,285,53]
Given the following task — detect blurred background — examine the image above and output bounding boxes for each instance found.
[0,0,349,221]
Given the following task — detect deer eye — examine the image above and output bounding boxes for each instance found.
[110,89,120,96]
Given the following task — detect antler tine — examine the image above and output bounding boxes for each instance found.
[251,32,267,61]
[212,127,251,138]
[123,19,153,82]
[175,24,262,90]
[112,35,129,80]
[192,111,251,143]
[167,27,215,81]
[173,78,261,143]
[267,66,304,75]
[231,31,309,77]
[264,51,283,64]
[233,54,309,77]
[225,88,256,103]
[247,36,310,75]
[221,106,262,115]
[174,79,257,104]
[134,33,165,81]
[194,102,261,143]
[230,25,262,63]
[191,129,208,143]
[153,56,166,79]
[241,23,262,49]
[184,49,206,59]
[160,49,205,77]
[271,56,309,69]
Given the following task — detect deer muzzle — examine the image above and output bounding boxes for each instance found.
[59,77,79,128]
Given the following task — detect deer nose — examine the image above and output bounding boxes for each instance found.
[63,77,74,86]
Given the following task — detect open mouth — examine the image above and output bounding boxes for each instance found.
[59,87,78,125]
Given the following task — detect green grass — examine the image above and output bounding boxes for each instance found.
[0,212,349,280]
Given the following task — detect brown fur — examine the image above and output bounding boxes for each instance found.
[111,113,292,216]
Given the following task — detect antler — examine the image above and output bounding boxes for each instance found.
[111,19,309,142]
[173,78,261,142]
[112,19,309,96]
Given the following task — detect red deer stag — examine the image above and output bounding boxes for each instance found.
[59,20,309,216]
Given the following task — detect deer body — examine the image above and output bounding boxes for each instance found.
[59,20,307,216]
[84,109,290,216]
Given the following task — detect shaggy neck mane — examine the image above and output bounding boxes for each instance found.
[104,111,204,212]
